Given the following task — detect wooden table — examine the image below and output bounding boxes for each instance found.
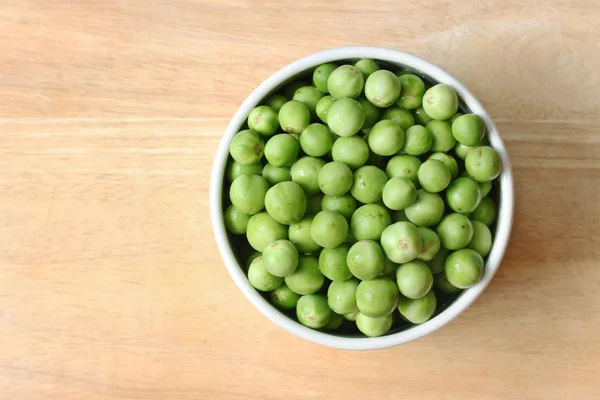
[1,1,599,399]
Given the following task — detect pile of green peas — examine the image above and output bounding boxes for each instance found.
[224,59,502,337]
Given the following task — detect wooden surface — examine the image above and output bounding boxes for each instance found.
[1,1,599,399]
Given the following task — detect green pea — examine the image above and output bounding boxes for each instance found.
[356,276,399,317]
[380,221,423,263]
[449,112,464,124]
[224,205,251,235]
[381,258,398,277]
[368,119,404,156]
[227,160,263,182]
[283,80,309,99]
[318,161,353,197]
[264,133,299,167]
[316,95,335,123]
[265,181,307,225]
[248,105,279,137]
[291,156,325,195]
[382,177,417,211]
[229,129,265,165]
[321,194,357,220]
[422,84,459,120]
[299,123,333,157]
[417,159,451,193]
[427,248,448,274]
[310,210,348,249]
[452,114,486,146]
[465,146,502,182]
[262,164,291,186]
[444,249,484,289]
[264,94,287,112]
[434,272,461,294]
[248,256,283,291]
[245,251,262,271]
[396,260,433,299]
[296,294,333,329]
[428,152,458,179]
[365,70,402,108]
[397,290,437,324]
[397,74,425,110]
[323,313,344,331]
[427,120,456,152]
[324,313,345,330]
[445,177,482,213]
[327,98,366,137]
[344,310,360,322]
[319,244,353,282]
[468,220,493,257]
[229,174,269,215]
[386,155,422,184]
[382,106,415,131]
[312,63,338,93]
[436,213,474,250]
[358,96,381,129]
[279,100,311,134]
[263,239,299,277]
[416,227,441,262]
[293,86,324,118]
[403,125,432,156]
[327,278,360,314]
[454,142,476,160]
[356,313,393,337]
[404,189,445,227]
[471,196,497,226]
[331,136,370,169]
[285,256,325,295]
[347,240,385,280]
[479,180,493,198]
[289,216,321,253]
[327,65,364,99]
[270,283,301,310]
[350,165,388,204]
[354,58,380,78]
[246,212,288,252]
[413,106,433,126]
[306,193,323,215]
[350,204,391,241]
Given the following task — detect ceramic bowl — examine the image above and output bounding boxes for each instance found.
[210,46,514,350]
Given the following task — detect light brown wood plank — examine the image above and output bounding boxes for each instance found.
[0,1,599,399]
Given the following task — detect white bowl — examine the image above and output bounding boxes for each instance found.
[210,46,514,350]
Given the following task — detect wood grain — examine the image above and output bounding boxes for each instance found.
[1,1,599,399]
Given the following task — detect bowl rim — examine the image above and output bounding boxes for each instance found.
[210,46,514,350]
